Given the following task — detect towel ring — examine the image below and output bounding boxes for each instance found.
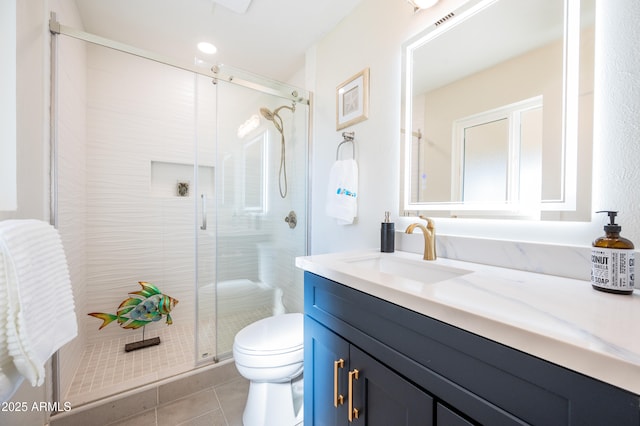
[336,131,355,160]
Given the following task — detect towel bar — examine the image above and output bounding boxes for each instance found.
[336,131,355,160]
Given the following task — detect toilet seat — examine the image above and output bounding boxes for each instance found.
[234,312,303,353]
[234,346,303,370]
[234,341,303,358]
[233,313,304,369]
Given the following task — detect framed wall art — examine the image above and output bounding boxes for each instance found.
[336,68,369,130]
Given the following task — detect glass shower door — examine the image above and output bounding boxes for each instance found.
[57,43,213,404]
[209,80,308,357]
[195,73,218,363]
[53,21,309,405]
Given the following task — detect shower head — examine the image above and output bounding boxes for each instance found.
[260,107,283,133]
[260,107,276,122]
[260,103,296,123]
[260,103,296,199]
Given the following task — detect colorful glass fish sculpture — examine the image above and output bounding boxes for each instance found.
[88,281,179,330]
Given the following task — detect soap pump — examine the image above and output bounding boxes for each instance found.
[591,211,635,294]
[380,211,395,253]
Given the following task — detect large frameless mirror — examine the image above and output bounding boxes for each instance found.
[401,0,595,220]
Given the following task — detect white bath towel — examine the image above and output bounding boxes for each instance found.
[0,250,23,402]
[0,220,77,401]
[325,159,358,225]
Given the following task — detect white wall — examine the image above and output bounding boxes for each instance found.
[591,0,640,238]
[1,1,51,424]
[309,0,459,254]
[0,0,17,211]
[0,0,49,222]
[309,0,640,253]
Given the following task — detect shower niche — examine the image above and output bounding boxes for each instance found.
[150,161,215,198]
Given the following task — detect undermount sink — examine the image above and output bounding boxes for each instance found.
[343,254,473,285]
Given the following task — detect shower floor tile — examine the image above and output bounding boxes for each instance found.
[66,323,198,405]
[65,308,272,406]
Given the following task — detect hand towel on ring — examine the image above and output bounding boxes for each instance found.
[325,159,358,225]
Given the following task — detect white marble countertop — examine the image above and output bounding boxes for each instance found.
[296,249,640,395]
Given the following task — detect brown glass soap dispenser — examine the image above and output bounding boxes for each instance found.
[591,211,635,294]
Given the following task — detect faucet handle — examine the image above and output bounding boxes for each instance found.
[418,215,435,228]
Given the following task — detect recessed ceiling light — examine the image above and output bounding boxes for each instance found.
[197,42,217,55]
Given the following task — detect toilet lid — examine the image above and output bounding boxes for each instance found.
[235,313,303,353]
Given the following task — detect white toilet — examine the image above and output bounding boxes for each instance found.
[233,313,304,426]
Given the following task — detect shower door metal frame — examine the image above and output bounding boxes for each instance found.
[48,14,310,107]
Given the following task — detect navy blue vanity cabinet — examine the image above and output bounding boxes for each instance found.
[305,315,350,424]
[305,316,433,425]
[303,271,640,425]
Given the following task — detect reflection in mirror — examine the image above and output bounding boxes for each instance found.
[451,96,543,204]
[222,154,234,205]
[401,0,595,220]
[462,118,509,202]
[243,133,267,212]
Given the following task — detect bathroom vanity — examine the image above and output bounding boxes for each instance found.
[297,250,640,425]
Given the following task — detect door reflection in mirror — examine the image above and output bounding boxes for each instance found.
[449,97,543,204]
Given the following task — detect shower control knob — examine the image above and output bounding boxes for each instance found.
[285,211,297,229]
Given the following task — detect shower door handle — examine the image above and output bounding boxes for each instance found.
[200,194,207,230]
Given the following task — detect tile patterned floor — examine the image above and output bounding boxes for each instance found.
[107,375,248,426]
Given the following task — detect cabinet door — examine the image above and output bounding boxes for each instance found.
[305,316,350,425]
[350,345,434,425]
[436,403,475,426]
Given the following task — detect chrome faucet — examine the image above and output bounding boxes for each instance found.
[405,215,436,260]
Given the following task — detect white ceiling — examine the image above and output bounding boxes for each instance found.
[73,0,363,82]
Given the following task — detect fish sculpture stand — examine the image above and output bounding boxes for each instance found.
[88,281,179,352]
[125,328,160,352]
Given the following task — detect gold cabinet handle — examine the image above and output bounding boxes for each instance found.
[334,359,345,407]
[348,369,360,422]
